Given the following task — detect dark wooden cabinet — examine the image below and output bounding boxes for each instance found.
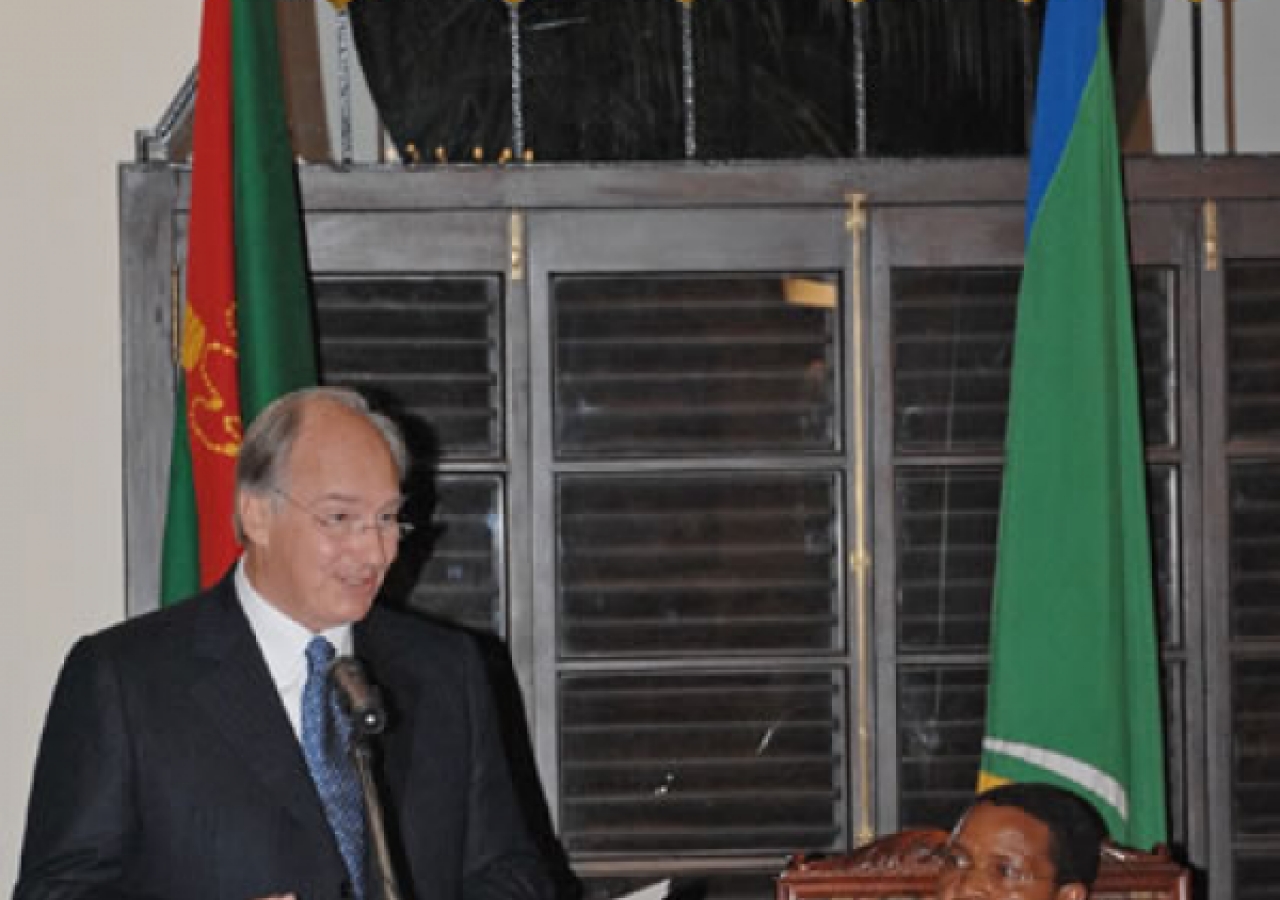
[121,157,1280,900]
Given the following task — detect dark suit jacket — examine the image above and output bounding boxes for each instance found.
[15,574,553,900]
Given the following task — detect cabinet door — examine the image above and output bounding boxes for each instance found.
[526,206,858,887]
[304,210,519,637]
[868,200,1201,853]
[125,204,521,642]
[1203,199,1280,900]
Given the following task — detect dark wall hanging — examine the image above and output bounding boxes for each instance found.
[349,0,1058,163]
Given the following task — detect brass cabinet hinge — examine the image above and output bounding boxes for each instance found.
[845,192,867,236]
[1203,200,1219,272]
[510,210,525,282]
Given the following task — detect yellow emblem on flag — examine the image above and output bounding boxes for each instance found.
[180,309,207,373]
[181,308,242,458]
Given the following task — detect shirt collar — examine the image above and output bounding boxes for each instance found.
[235,559,354,686]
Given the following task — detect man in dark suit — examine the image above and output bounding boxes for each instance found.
[15,387,553,900]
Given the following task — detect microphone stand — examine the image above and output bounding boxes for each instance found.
[351,735,405,900]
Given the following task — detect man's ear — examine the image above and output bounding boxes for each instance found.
[239,490,273,548]
[1054,883,1088,900]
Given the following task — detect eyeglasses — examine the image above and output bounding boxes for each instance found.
[271,488,415,542]
[937,847,1055,891]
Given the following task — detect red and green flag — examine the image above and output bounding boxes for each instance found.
[161,0,317,605]
[977,0,1168,849]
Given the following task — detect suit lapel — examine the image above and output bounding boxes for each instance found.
[187,579,334,837]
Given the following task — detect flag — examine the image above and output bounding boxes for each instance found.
[161,0,318,606]
[977,0,1167,849]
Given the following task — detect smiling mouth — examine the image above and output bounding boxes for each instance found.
[339,570,383,591]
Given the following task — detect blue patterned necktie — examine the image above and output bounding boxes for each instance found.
[302,636,367,900]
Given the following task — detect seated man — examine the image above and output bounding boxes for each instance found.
[938,783,1108,900]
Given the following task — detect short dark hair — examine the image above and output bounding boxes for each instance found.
[966,783,1108,888]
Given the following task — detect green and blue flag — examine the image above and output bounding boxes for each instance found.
[978,0,1168,850]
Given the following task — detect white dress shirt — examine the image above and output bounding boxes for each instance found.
[235,560,353,740]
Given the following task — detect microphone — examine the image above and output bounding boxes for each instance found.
[330,657,405,900]
[329,656,387,736]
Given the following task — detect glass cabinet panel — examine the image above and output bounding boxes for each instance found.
[559,670,846,854]
[553,274,839,457]
[558,472,841,656]
[316,276,505,459]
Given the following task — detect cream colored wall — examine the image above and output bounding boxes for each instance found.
[1232,0,1280,152]
[0,0,199,883]
[1146,0,1280,153]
